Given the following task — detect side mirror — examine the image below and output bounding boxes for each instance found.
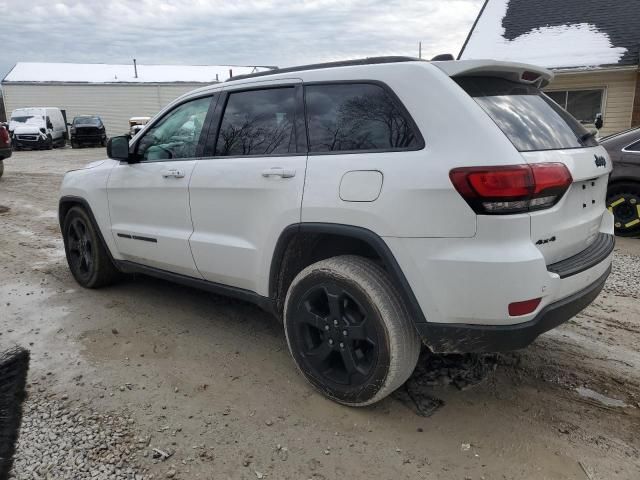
[107,136,131,161]
[594,113,603,130]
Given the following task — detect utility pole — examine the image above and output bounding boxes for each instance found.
[419,41,422,59]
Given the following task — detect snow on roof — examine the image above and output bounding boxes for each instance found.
[3,62,273,84]
[460,0,631,69]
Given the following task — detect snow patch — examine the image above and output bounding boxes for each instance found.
[461,0,627,68]
[4,63,272,84]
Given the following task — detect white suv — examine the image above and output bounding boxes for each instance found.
[59,57,614,406]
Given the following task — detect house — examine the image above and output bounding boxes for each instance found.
[1,62,273,136]
[459,0,640,137]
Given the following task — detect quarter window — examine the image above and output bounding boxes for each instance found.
[545,89,603,125]
[305,83,421,153]
[215,88,296,156]
[137,96,212,162]
[625,140,640,152]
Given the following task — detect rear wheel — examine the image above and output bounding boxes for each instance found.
[284,255,420,406]
[63,206,121,288]
[607,182,640,237]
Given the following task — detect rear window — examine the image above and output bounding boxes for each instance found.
[455,77,598,152]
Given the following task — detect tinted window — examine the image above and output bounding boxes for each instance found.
[215,88,296,156]
[625,140,640,152]
[305,83,420,152]
[456,77,597,152]
[137,96,212,161]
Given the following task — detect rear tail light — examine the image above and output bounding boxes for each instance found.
[508,298,541,316]
[0,127,9,145]
[449,163,572,214]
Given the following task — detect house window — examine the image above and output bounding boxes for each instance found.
[545,89,604,125]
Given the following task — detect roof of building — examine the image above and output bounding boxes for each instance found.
[459,0,640,70]
[2,62,274,84]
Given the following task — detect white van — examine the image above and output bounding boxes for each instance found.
[9,107,67,150]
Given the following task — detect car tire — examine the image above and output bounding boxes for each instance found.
[0,160,3,178]
[284,255,421,406]
[46,135,53,150]
[62,206,121,288]
[607,182,640,237]
[71,142,78,149]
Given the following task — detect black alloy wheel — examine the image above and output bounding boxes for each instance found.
[284,256,420,406]
[607,182,640,237]
[295,283,380,387]
[66,216,95,283]
[63,206,121,288]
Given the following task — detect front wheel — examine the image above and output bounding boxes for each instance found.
[45,135,53,150]
[284,255,421,406]
[63,206,121,288]
[607,182,640,237]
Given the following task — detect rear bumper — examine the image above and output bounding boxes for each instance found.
[416,265,611,352]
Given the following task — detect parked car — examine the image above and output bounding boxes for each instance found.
[129,116,150,137]
[0,123,11,178]
[601,127,640,236]
[8,107,66,150]
[58,57,614,406]
[70,115,107,148]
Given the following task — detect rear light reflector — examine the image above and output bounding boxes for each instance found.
[509,298,541,316]
[449,163,572,214]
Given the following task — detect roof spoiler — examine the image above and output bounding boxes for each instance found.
[432,59,554,88]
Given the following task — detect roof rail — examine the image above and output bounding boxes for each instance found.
[226,56,424,82]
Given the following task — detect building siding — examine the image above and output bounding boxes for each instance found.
[1,83,211,137]
[545,69,638,137]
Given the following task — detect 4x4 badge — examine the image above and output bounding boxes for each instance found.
[594,154,607,168]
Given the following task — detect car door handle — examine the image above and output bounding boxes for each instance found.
[162,168,185,179]
[262,167,296,178]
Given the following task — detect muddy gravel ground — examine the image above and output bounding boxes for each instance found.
[1,148,639,480]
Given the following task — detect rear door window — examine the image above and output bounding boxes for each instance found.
[305,83,422,153]
[215,88,297,156]
[455,77,598,152]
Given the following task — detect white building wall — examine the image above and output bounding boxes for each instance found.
[1,82,211,136]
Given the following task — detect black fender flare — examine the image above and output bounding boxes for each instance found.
[268,223,428,325]
[58,195,118,264]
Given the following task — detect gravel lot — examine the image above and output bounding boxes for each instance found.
[1,147,639,479]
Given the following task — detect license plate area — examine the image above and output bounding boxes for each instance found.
[577,177,603,211]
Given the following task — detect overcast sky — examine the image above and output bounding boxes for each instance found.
[0,0,483,79]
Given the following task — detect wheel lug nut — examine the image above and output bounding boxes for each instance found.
[328,339,334,345]
[339,342,344,348]
[342,330,347,336]
[324,325,330,331]
[333,319,338,326]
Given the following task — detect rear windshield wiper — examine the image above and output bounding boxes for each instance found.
[580,130,598,144]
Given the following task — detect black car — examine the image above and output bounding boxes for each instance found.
[601,127,640,236]
[70,115,107,148]
[0,123,11,178]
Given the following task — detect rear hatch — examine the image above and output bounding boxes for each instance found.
[449,67,611,265]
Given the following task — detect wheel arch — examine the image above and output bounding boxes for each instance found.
[268,223,427,325]
[58,195,118,263]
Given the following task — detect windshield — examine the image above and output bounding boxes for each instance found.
[11,115,43,124]
[455,77,598,152]
[74,117,101,125]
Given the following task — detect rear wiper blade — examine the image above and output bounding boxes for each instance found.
[580,130,598,143]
